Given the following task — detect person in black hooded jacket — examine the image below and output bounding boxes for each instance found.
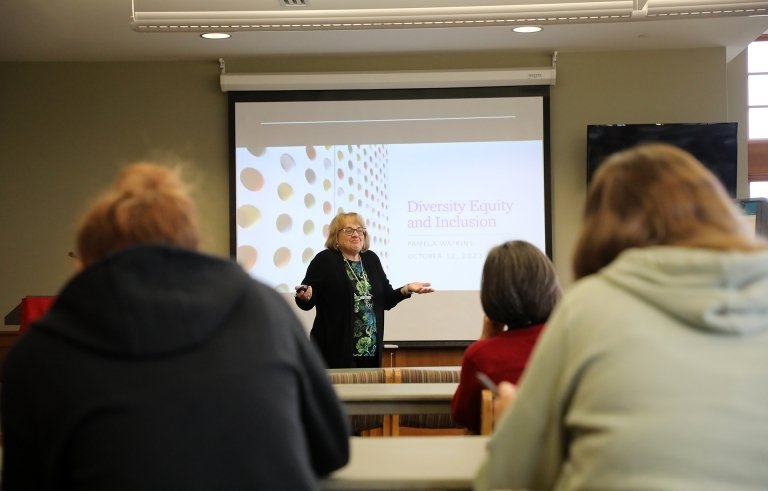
[1,162,350,490]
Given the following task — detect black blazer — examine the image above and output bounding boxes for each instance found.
[296,248,409,368]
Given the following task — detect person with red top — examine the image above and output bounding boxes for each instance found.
[451,240,561,434]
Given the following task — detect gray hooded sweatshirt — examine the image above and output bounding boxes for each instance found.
[476,246,768,491]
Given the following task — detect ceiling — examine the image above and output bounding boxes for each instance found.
[1,0,767,63]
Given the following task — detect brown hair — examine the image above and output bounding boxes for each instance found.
[573,143,762,279]
[76,162,199,266]
[481,240,561,329]
[324,212,371,252]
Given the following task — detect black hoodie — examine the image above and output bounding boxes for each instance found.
[1,244,349,490]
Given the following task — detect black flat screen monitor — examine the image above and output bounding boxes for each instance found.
[586,122,738,197]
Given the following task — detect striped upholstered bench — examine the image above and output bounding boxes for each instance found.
[391,367,466,436]
[326,368,394,436]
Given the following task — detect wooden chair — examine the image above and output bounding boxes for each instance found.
[327,368,394,437]
[479,389,495,435]
[390,367,466,436]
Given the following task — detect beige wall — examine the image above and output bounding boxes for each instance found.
[0,47,747,325]
[551,48,741,286]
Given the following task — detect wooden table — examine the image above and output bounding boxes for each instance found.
[321,435,488,490]
[333,382,458,415]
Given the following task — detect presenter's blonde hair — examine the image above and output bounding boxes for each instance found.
[325,212,371,252]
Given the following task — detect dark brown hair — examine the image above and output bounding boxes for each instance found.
[481,240,561,329]
[573,143,761,279]
[76,163,199,266]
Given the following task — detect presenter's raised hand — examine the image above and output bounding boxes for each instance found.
[402,282,435,295]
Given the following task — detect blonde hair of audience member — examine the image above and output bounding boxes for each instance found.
[573,143,762,280]
[480,240,561,339]
[76,163,199,267]
[323,211,371,252]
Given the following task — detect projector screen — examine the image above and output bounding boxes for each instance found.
[229,86,551,343]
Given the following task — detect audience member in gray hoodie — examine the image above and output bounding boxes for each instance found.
[476,143,768,491]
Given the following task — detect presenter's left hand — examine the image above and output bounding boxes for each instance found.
[404,282,434,294]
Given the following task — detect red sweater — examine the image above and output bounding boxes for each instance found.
[451,323,545,434]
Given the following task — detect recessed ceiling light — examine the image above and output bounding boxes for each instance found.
[201,33,231,40]
[512,26,543,33]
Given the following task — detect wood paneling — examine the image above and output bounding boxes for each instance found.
[382,346,466,368]
[749,140,768,181]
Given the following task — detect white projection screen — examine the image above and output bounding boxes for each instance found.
[229,86,551,344]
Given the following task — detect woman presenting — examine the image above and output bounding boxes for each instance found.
[295,212,433,368]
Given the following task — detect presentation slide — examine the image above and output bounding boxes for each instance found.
[231,92,549,341]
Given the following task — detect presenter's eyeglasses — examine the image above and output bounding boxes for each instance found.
[341,227,367,236]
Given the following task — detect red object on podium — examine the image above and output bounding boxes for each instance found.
[19,296,56,333]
